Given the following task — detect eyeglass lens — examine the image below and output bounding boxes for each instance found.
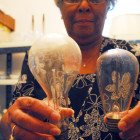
[63,0,105,4]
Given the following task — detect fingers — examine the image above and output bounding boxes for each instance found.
[118,101,140,131]
[42,99,74,119]
[10,109,61,136]
[117,101,140,140]
[15,97,61,122]
[8,97,74,139]
[15,97,74,121]
[60,108,74,119]
[119,121,140,139]
[12,124,56,140]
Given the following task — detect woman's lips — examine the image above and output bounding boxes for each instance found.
[74,20,95,26]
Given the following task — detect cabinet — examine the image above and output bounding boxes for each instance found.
[0,42,31,108]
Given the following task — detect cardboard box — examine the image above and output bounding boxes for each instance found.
[0,10,15,31]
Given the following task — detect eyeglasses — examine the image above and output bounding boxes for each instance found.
[63,0,106,4]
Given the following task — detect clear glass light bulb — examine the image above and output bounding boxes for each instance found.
[28,33,82,139]
[96,48,139,132]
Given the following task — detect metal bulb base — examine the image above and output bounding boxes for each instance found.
[106,117,120,133]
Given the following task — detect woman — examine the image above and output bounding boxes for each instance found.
[0,0,140,139]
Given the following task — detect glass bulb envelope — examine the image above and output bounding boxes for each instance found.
[96,48,139,132]
[28,33,82,138]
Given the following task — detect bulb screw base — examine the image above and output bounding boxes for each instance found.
[106,117,121,133]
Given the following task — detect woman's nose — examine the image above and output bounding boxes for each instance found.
[78,0,91,13]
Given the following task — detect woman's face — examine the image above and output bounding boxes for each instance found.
[60,0,109,45]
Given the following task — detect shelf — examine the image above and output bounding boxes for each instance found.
[0,78,18,85]
[0,42,31,108]
[0,42,33,48]
[0,42,31,54]
[0,75,19,85]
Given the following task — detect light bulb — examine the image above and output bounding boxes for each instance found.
[28,33,82,139]
[96,48,139,132]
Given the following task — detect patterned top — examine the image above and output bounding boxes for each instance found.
[12,37,140,140]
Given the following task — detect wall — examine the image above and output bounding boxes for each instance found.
[0,0,67,43]
[1,0,140,39]
[104,0,140,36]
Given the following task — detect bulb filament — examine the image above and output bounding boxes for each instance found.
[112,104,120,119]
[52,69,59,109]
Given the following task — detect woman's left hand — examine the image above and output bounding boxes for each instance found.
[118,101,140,140]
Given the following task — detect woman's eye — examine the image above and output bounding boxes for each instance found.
[64,0,80,3]
[90,0,104,3]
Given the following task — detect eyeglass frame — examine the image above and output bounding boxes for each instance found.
[61,0,108,5]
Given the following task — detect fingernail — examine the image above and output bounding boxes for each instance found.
[50,128,61,135]
[118,121,127,131]
[69,109,74,116]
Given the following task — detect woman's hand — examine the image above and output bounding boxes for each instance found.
[0,97,74,140]
[118,101,140,140]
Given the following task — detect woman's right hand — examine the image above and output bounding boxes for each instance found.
[0,97,74,140]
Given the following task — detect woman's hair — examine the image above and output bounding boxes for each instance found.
[54,0,117,10]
